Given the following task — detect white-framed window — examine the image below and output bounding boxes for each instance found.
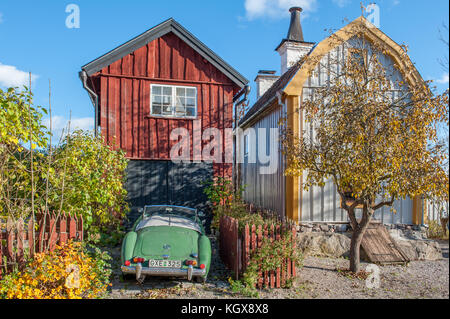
[150,84,197,118]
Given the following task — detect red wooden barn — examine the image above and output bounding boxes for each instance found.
[79,18,248,219]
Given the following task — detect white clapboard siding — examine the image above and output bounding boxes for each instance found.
[298,37,414,224]
[426,200,449,222]
[241,104,286,217]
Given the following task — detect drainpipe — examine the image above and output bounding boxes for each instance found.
[79,70,99,136]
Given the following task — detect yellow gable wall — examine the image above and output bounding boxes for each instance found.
[282,16,426,225]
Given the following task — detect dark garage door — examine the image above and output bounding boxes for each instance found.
[126,160,213,225]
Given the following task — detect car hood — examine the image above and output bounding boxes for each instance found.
[133,226,199,260]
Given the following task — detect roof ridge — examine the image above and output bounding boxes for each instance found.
[81,18,248,88]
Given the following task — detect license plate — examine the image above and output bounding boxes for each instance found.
[148,259,182,268]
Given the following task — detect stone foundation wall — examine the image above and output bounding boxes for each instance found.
[296,222,441,261]
[297,222,428,236]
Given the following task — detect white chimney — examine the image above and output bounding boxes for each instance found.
[275,7,314,75]
[255,70,279,99]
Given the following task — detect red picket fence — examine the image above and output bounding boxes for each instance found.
[0,211,83,279]
[219,214,297,289]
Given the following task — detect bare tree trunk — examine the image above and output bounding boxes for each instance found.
[348,204,373,273]
[349,227,365,272]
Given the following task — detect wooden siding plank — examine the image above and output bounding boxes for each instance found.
[91,32,238,179]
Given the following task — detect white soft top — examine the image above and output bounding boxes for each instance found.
[136,213,201,233]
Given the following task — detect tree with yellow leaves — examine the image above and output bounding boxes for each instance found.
[281,27,449,273]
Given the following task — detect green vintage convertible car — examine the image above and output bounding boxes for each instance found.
[121,205,211,283]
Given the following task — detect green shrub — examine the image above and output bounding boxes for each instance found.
[48,130,129,238]
[427,219,449,239]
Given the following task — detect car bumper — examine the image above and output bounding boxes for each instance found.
[121,263,206,281]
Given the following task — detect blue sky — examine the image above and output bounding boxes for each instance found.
[0,0,448,136]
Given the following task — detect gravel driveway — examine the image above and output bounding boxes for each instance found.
[107,237,449,299]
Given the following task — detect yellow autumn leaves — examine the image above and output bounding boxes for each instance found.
[0,241,109,299]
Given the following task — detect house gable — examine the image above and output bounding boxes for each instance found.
[81,18,247,88]
[283,16,424,96]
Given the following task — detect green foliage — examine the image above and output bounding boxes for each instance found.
[84,242,113,294]
[203,177,235,208]
[203,177,246,229]
[1,86,129,242]
[0,87,48,149]
[0,87,49,218]
[206,181,302,297]
[229,231,302,297]
[49,130,129,235]
[213,201,278,233]
[427,219,449,239]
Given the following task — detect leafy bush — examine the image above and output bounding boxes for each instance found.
[49,130,129,236]
[203,177,248,230]
[204,178,302,297]
[0,87,49,219]
[427,219,449,239]
[1,87,129,242]
[228,232,302,297]
[0,240,112,299]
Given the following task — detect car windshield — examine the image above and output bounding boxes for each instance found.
[136,205,201,233]
[143,205,197,220]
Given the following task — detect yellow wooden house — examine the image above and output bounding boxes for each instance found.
[237,7,428,225]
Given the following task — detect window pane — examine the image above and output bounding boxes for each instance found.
[175,97,186,116]
[162,95,172,114]
[152,86,161,95]
[186,107,195,117]
[152,95,162,104]
[163,106,172,114]
[176,96,186,107]
[152,104,162,115]
[186,97,196,107]
[163,86,172,96]
[186,88,196,97]
[176,87,185,97]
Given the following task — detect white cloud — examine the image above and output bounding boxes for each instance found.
[436,73,449,84]
[244,0,317,20]
[0,62,39,88]
[44,115,94,142]
[332,0,351,8]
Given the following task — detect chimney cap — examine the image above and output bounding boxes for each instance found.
[287,6,304,42]
[289,7,303,13]
[258,70,277,75]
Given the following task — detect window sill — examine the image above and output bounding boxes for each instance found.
[145,115,199,120]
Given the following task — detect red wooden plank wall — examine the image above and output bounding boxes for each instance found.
[92,32,240,178]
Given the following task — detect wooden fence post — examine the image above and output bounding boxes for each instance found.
[78,215,84,241]
[291,224,296,277]
[6,217,15,271]
[48,212,58,251]
[257,225,263,289]
[244,224,249,272]
[263,223,269,288]
[270,224,275,288]
[59,212,67,245]
[69,213,77,239]
[28,217,35,257]
[233,218,239,280]
[16,218,24,264]
[37,211,46,253]
[275,224,281,288]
